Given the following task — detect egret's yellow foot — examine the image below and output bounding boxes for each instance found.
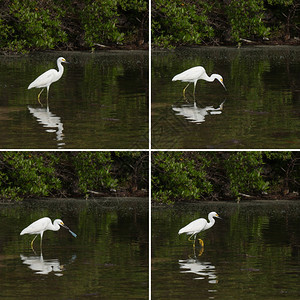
[37,89,44,106]
[198,247,204,257]
[30,235,38,250]
[198,239,204,247]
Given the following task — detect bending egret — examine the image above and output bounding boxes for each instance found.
[28,57,69,106]
[20,217,77,250]
[172,66,226,97]
[178,212,221,247]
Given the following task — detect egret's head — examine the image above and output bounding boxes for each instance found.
[55,219,69,229]
[215,75,226,90]
[58,57,69,64]
[211,212,221,219]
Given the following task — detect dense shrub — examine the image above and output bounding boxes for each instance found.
[152,0,300,47]
[0,152,148,202]
[152,151,300,204]
[0,0,148,53]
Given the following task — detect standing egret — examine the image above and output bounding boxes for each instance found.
[172,66,226,98]
[178,212,221,247]
[20,217,77,250]
[28,57,69,106]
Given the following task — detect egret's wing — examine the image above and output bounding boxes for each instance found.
[178,218,206,235]
[28,69,56,89]
[172,66,205,82]
[20,217,50,235]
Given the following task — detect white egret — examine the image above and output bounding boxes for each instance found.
[178,212,221,247]
[172,66,226,97]
[20,217,77,250]
[28,57,69,106]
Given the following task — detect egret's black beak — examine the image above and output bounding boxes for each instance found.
[60,222,77,237]
[60,223,70,230]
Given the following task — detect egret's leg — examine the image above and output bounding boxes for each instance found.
[40,232,43,249]
[30,235,38,250]
[188,233,196,242]
[193,81,198,97]
[198,239,204,247]
[46,87,49,108]
[37,88,44,106]
[188,233,197,248]
[183,83,190,98]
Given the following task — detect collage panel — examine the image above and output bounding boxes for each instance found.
[0,151,149,298]
[151,1,300,149]
[0,1,149,150]
[151,151,300,299]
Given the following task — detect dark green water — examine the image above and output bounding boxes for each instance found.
[152,46,300,149]
[0,198,148,299]
[152,201,300,299]
[0,51,148,149]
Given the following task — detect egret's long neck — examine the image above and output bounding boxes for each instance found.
[205,73,219,82]
[57,61,64,76]
[51,220,61,231]
[206,216,216,229]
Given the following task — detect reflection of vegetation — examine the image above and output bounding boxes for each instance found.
[152,151,300,203]
[0,152,148,202]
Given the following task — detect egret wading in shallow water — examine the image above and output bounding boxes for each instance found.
[178,212,221,247]
[172,66,226,98]
[20,217,77,250]
[28,57,69,106]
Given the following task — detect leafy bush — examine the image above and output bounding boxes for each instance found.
[152,0,214,48]
[6,0,67,52]
[81,0,124,48]
[152,152,213,204]
[0,0,148,53]
[72,152,117,196]
[152,152,299,204]
[226,0,269,42]
[0,152,148,202]
[0,152,61,201]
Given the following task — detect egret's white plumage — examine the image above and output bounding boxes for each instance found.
[172,66,226,97]
[28,57,68,106]
[178,212,221,247]
[20,217,76,250]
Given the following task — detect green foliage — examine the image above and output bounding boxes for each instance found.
[0,152,148,202]
[223,152,269,198]
[152,0,214,47]
[152,152,299,204]
[152,152,213,204]
[72,152,117,196]
[152,0,299,47]
[0,152,61,201]
[4,0,67,53]
[81,0,124,47]
[0,0,148,53]
[227,0,269,42]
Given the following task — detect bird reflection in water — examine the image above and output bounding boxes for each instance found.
[20,253,76,276]
[172,100,225,124]
[179,248,218,283]
[28,106,65,147]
